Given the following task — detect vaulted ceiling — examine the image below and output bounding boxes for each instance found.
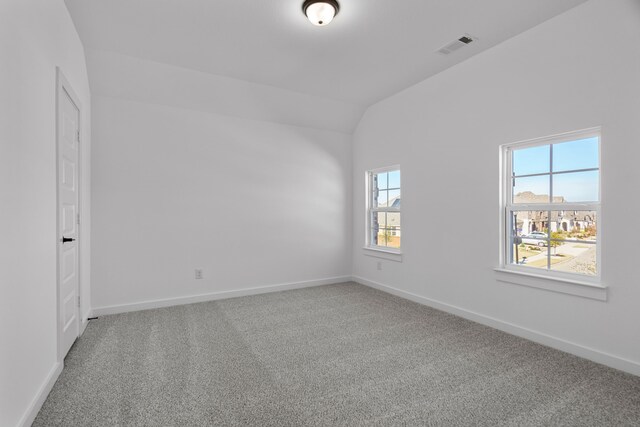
[65,0,587,131]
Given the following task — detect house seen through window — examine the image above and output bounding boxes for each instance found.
[503,130,600,278]
[368,168,401,250]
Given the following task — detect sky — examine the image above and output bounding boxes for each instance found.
[512,137,599,202]
[376,170,401,207]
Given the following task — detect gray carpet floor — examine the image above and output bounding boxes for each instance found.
[34,282,640,426]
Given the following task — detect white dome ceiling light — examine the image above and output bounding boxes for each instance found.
[302,0,340,26]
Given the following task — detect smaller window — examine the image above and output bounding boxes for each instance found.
[367,167,401,250]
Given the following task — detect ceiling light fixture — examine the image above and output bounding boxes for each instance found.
[302,0,340,26]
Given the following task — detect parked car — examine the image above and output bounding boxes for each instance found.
[521,232,548,246]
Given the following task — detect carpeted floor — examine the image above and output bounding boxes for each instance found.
[34,282,640,426]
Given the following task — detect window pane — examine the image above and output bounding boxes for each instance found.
[377,229,388,246]
[513,243,549,270]
[388,170,400,189]
[513,145,550,176]
[510,210,549,268]
[552,170,599,203]
[513,175,550,203]
[550,241,597,276]
[387,212,401,230]
[548,210,597,241]
[375,190,388,208]
[553,137,599,172]
[375,228,401,248]
[388,189,401,208]
[550,210,597,275]
[376,172,388,190]
[372,215,401,248]
[512,210,549,243]
[387,227,401,248]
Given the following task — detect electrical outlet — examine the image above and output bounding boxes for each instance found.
[377,261,382,271]
[195,269,203,279]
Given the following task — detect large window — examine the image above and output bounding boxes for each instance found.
[368,167,401,250]
[502,130,600,278]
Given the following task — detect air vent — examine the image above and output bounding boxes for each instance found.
[437,34,476,55]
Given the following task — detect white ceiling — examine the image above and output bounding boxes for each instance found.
[65,0,587,115]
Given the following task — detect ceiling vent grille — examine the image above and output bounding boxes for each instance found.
[437,34,476,55]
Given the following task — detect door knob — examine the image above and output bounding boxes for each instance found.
[62,236,76,243]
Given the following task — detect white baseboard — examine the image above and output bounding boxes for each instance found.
[352,275,640,377]
[17,361,63,427]
[91,276,352,317]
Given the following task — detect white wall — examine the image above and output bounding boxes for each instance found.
[91,96,351,311]
[0,1,91,426]
[85,50,365,134]
[352,0,640,373]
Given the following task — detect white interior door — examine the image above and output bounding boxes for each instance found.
[58,85,80,359]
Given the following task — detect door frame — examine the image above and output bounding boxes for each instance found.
[56,68,83,362]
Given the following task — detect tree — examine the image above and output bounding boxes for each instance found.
[549,231,565,255]
[383,229,393,245]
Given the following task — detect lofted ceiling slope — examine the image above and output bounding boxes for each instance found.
[65,0,587,131]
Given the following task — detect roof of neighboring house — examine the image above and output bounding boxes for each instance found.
[514,191,565,204]
[513,192,596,222]
[375,197,401,228]
[379,196,401,208]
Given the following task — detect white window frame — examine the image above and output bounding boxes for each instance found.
[365,165,402,258]
[497,128,605,298]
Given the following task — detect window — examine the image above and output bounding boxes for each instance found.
[367,167,401,251]
[502,129,600,279]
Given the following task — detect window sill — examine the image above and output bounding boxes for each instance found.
[362,247,403,262]
[494,267,607,301]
